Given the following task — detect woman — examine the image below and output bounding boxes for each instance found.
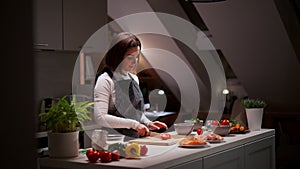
[94,32,168,138]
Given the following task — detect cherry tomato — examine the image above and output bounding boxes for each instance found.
[239,126,245,131]
[86,149,100,163]
[211,120,219,126]
[220,119,229,125]
[230,126,236,132]
[160,133,171,140]
[196,128,203,135]
[111,150,120,161]
[100,151,112,163]
[140,145,148,156]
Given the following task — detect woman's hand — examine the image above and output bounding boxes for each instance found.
[136,123,150,136]
[148,121,168,131]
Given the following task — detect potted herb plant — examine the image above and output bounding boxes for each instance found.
[242,98,267,131]
[39,95,94,158]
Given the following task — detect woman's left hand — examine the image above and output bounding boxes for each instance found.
[148,121,168,131]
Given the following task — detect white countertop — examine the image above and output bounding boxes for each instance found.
[38,129,275,169]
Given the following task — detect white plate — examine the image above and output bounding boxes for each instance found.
[206,139,225,143]
[178,143,209,148]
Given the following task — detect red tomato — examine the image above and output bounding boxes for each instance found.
[140,145,148,156]
[86,149,99,163]
[160,133,171,140]
[97,150,104,160]
[100,151,112,163]
[86,148,94,156]
[111,150,120,161]
[98,150,105,157]
[211,120,219,126]
[220,119,230,125]
[196,128,203,135]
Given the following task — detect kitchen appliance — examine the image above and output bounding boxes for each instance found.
[39,97,54,131]
[40,97,54,113]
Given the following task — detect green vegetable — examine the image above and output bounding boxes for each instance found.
[229,119,245,126]
[108,143,126,157]
[79,149,87,155]
[242,99,267,108]
[188,118,202,123]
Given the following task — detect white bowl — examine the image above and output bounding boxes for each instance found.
[184,120,204,131]
[174,123,194,135]
[213,125,230,136]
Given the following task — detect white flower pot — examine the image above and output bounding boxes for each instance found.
[48,131,79,158]
[245,108,264,131]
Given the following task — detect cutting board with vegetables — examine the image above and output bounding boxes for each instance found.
[128,132,194,146]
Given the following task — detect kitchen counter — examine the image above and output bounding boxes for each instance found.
[38,129,275,169]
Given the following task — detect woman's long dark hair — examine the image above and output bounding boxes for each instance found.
[95,32,141,83]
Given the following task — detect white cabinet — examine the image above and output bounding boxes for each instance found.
[33,0,107,51]
[203,145,244,169]
[173,136,275,169]
[33,0,63,50]
[245,136,275,169]
[202,136,275,169]
[38,129,276,169]
[168,158,203,169]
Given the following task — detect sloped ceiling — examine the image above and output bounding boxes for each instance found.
[194,0,300,112]
[108,0,300,112]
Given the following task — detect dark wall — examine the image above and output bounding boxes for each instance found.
[2,0,37,169]
[34,50,78,130]
[195,0,300,112]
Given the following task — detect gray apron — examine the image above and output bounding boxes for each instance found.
[100,69,145,139]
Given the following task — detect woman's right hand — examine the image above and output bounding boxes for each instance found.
[136,123,150,136]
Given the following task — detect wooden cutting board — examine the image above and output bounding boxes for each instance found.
[128,132,194,146]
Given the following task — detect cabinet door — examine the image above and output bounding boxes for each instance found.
[63,0,107,51]
[245,136,275,169]
[168,157,203,169]
[33,0,63,50]
[203,145,244,169]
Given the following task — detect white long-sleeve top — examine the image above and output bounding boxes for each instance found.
[94,71,151,130]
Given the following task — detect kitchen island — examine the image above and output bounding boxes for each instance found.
[38,129,275,169]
